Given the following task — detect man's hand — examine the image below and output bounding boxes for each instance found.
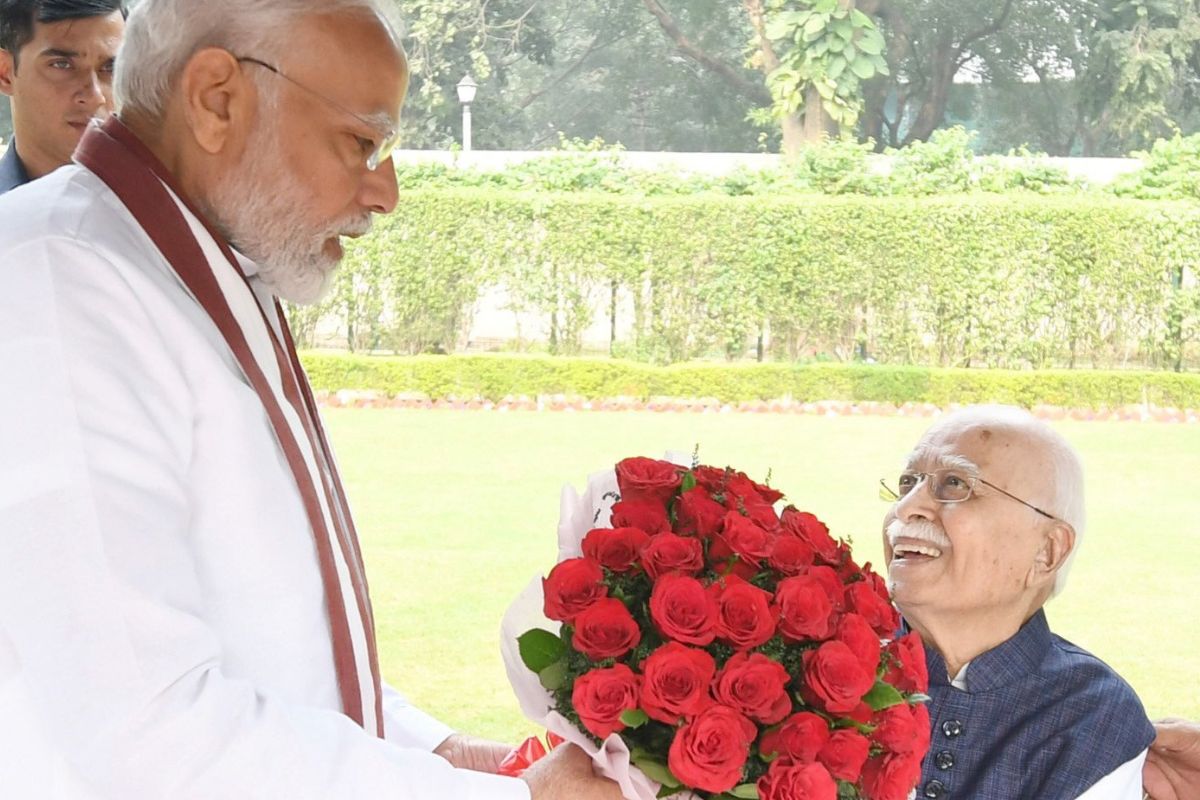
[433,733,513,774]
[1144,718,1200,800]
[521,742,624,800]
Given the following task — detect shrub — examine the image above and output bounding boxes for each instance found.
[300,353,1200,409]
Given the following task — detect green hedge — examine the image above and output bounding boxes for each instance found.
[292,190,1200,372]
[300,353,1200,409]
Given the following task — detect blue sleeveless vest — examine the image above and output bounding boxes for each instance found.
[913,610,1153,799]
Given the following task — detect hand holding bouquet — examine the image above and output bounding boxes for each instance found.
[502,457,930,800]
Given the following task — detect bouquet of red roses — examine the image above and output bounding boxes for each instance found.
[504,456,930,800]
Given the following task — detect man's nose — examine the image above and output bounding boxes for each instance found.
[358,155,399,215]
[74,71,105,111]
[895,476,938,522]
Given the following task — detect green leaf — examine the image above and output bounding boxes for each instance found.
[842,44,857,63]
[620,708,650,728]
[538,659,568,691]
[850,57,875,80]
[856,33,884,56]
[803,15,827,40]
[681,471,697,492]
[633,756,681,788]
[850,8,873,27]
[518,628,566,673]
[833,19,854,40]
[863,679,905,711]
[730,784,761,799]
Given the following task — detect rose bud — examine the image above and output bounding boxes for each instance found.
[572,598,641,660]
[571,663,642,739]
[542,557,606,623]
[667,705,757,794]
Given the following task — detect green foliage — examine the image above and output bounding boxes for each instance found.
[1110,133,1200,199]
[300,353,1200,409]
[290,182,1200,371]
[764,0,890,129]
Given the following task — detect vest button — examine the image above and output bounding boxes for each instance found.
[942,719,964,738]
[924,779,947,798]
[935,750,955,770]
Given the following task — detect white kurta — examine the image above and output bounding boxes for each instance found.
[0,168,529,799]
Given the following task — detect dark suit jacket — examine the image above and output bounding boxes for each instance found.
[0,141,31,195]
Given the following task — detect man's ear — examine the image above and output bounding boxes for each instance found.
[0,48,17,98]
[1029,521,1075,591]
[178,48,254,155]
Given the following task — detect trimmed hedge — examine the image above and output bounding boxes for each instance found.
[299,353,1200,409]
[297,190,1200,372]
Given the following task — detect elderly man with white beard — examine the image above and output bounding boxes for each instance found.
[880,406,1153,800]
[0,1,623,799]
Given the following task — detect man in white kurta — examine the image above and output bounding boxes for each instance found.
[0,1,621,798]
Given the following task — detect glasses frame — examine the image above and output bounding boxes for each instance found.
[235,56,399,171]
[878,470,1057,520]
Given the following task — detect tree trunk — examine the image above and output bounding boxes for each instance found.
[903,36,955,144]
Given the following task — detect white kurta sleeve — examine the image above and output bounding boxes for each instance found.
[1073,750,1148,800]
[0,235,529,800]
[381,682,456,751]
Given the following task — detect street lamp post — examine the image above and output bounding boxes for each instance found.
[456,75,478,152]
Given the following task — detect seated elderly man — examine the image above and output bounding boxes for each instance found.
[881,405,1153,799]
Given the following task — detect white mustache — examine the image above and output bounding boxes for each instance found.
[886,518,951,549]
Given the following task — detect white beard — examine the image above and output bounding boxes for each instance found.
[207,125,372,306]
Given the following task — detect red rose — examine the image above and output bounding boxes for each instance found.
[803,641,876,715]
[723,472,768,504]
[817,729,871,782]
[675,487,728,539]
[863,567,891,603]
[649,574,718,646]
[712,652,792,725]
[667,705,757,794]
[773,575,835,642]
[615,457,681,504]
[751,479,785,505]
[757,760,837,800]
[781,508,840,564]
[692,465,731,493]
[845,581,900,638]
[769,535,815,576]
[716,512,773,567]
[835,547,861,580]
[572,598,641,660]
[571,663,641,739]
[640,533,704,581]
[883,632,929,694]
[610,498,672,535]
[861,753,923,800]
[639,642,716,724]
[582,527,651,573]
[759,711,830,762]
[714,575,777,650]
[835,613,882,676]
[870,703,928,755]
[805,566,846,612]
[542,558,606,623]
[743,499,782,533]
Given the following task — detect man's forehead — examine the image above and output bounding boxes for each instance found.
[28,13,124,54]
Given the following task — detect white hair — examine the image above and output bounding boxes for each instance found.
[115,0,405,119]
[929,405,1086,598]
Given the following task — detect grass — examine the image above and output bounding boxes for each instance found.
[324,408,1200,743]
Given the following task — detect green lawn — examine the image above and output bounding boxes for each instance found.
[325,408,1200,743]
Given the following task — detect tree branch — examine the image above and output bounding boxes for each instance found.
[642,0,769,102]
[955,0,1016,57]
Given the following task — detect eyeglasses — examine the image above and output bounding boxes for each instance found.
[878,469,1057,520]
[236,56,400,171]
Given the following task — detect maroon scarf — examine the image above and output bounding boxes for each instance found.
[75,116,384,735]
